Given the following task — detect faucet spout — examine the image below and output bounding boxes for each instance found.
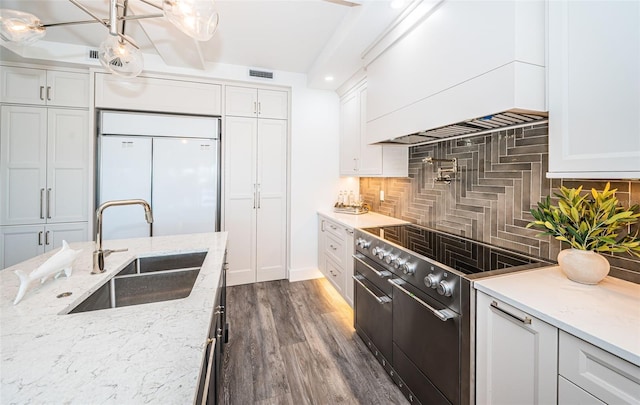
[92,199,153,274]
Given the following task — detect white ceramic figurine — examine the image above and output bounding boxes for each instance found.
[13,240,82,305]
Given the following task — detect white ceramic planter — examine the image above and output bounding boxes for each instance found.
[557,249,610,285]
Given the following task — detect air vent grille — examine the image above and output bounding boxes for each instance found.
[88,49,99,60]
[249,69,274,79]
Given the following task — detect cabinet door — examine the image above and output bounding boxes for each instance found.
[475,291,558,405]
[0,66,47,105]
[0,225,45,269]
[224,116,257,285]
[548,0,640,177]
[44,222,88,252]
[0,106,47,226]
[257,89,288,119]
[46,71,89,108]
[356,87,382,176]
[225,86,258,117]
[47,109,88,224]
[256,119,287,282]
[339,90,360,175]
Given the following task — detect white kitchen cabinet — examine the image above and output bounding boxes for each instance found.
[559,331,640,404]
[94,72,222,116]
[0,66,89,108]
[475,291,558,405]
[339,80,408,177]
[317,214,355,307]
[0,222,88,269]
[558,377,606,405]
[0,106,88,226]
[224,115,287,286]
[364,0,545,144]
[225,85,288,119]
[547,0,640,178]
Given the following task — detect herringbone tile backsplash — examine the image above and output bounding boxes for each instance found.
[359,124,640,282]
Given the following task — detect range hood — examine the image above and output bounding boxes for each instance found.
[377,110,549,145]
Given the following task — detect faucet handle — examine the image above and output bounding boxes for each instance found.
[104,248,128,257]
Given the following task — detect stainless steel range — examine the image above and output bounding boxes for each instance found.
[353,224,552,405]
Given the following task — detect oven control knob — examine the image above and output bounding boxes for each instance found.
[371,246,380,256]
[424,273,441,289]
[393,258,405,269]
[384,254,397,264]
[377,249,388,260]
[360,239,371,249]
[437,280,454,297]
[401,262,416,275]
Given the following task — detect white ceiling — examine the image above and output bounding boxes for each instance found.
[1,0,409,89]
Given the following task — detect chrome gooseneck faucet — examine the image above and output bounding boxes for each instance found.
[423,157,458,184]
[92,199,153,274]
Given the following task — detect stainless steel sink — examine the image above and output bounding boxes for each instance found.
[69,251,207,314]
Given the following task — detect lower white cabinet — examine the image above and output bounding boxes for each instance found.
[558,376,606,405]
[0,222,88,269]
[559,331,640,405]
[475,291,558,405]
[317,214,354,307]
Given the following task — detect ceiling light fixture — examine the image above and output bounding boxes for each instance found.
[324,75,334,82]
[0,0,219,78]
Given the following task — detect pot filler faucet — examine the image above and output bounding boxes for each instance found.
[92,199,154,274]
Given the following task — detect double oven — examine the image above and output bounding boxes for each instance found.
[353,224,550,405]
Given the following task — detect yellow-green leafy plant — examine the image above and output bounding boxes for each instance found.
[527,183,640,257]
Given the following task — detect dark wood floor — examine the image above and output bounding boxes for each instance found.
[221,278,408,405]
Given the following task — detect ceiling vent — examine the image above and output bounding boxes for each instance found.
[249,69,274,80]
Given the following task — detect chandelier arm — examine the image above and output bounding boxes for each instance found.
[42,14,162,29]
[68,0,111,30]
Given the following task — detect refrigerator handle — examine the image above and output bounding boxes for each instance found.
[257,183,261,209]
[253,184,256,209]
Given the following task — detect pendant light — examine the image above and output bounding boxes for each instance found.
[0,9,46,44]
[163,0,219,41]
[98,35,144,78]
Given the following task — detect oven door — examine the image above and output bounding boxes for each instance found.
[353,257,393,362]
[389,278,461,405]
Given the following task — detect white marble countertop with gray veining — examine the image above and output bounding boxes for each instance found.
[474,266,640,367]
[0,232,228,404]
[318,210,410,229]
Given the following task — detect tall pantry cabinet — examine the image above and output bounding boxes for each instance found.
[224,85,288,286]
[0,66,89,269]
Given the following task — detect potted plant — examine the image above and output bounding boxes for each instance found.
[527,183,640,284]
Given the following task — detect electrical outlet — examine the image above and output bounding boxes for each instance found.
[380,190,385,201]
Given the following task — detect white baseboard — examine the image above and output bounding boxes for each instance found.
[288,267,324,282]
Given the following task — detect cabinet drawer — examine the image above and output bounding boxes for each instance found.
[324,256,344,294]
[559,376,605,405]
[323,219,344,240]
[559,331,640,404]
[325,233,345,267]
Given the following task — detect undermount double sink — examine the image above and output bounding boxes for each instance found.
[69,251,207,314]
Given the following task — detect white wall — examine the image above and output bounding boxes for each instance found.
[1,41,347,282]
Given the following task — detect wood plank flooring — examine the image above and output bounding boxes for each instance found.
[221,278,408,405]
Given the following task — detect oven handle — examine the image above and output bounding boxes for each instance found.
[388,279,456,321]
[353,255,392,278]
[353,275,391,304]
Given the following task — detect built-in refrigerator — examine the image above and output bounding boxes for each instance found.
[98,110,220,240]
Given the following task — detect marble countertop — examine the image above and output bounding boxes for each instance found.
[474,266,640,366]
[318,210,410,229]
[0,232,228,404]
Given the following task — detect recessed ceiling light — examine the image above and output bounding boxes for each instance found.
[390,0,405,9]
[325,76,334,82]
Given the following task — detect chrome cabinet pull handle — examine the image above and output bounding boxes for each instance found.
[353,157,357,171]
[257,183,261,209]
[38,231,44,245]
[321,220,325,232]
[490,300,532,325]
[258,101,261,115]
[46,86,51,101]
[40,188,45,219]
[329,244,337,250]
[200,337,216,405]
[346,228,354,235]
[388,278,455,321]
[46,188,52,219]
[253,184,256,209]
[253,101,257,115]
[45,230,50,245]
[353,275,391,304]
[39,86,45,100]
[353,254,391,278]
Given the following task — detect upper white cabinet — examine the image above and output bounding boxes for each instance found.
[547,0,640,178]
[339,80,408,177]
[0,106,89,226]
[95,73,222,116]
[475,291,558,405]
[225,86,288,119]
[0,66,89,108]
[365,0,546,144]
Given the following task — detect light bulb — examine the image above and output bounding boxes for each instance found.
[163,0,219,41]
[0,9,46,44]
[98,36,144,78]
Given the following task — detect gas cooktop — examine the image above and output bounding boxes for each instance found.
[361,224,550,276]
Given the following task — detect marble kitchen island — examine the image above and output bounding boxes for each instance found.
[0,232,227,404]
